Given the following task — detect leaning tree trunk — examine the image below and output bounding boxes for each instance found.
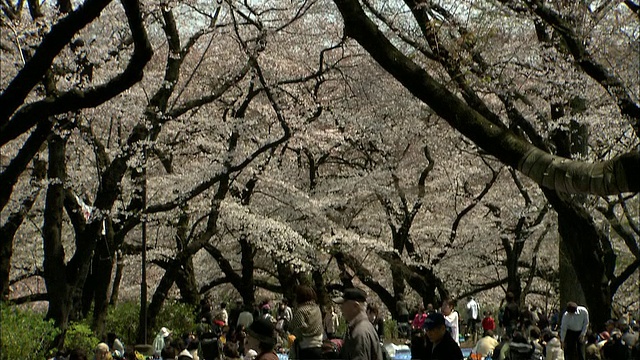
[0,156,46,301]
[109,251,124,305]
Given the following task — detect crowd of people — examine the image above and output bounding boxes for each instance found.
[46,289,639,360]
[48,285,387,360]
[397,293,640,360]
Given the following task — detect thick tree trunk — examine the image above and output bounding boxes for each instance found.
[559,239,586,308]
[176,258,200,306]
[239,236,256,306]
[312,269,330,310]
[43,134,72,347]
[276,262,297,304]
[174,209,200,306]
[552,112,589,315]
[391,231,407,305]
[91,229,115,338]
[545,190,613,331]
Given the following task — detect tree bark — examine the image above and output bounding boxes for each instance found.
[42,133,72,348]
[109,251,124,305]
[545,191,613,331]
[552,112,589,311]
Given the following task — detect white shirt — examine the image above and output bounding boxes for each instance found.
[220,308,229,325]
[284,306,293,322]
[560,306,589,341]
[444,310,460,345]
[466,298,479,320]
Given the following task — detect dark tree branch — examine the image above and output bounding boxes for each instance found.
[0,0,153,147]
[526,0,640,136]
[0,0,115,126]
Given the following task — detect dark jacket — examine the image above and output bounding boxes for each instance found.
[341,312,383,360]
[423,331,463,360]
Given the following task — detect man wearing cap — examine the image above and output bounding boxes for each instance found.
[333,287,383,360]
[560,301,589,360]
[423,312,464,360]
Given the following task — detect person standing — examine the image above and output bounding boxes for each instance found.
[466,296,480,342]
[367,304,385,342]
[396,294,410,338]
[217,302,229,326]
[442,299,460,346]
[502,292,520,337]
[238,305,255,329]
[152,327,172,354]
[288,285,324,360]
[561,301,589,360]
[333,287,383,360]
[324,305,340,339]
[423,312,464,360]
[283,299,293,325]
[482,311,496,333]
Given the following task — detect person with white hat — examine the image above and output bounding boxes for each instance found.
[152,326,172,353]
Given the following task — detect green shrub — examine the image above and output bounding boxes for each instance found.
[106,301,140,346]
[384,318,398,340]
[155,300,198,339]
[0,303,60,360]
[106,300,198,345]
[64,321,101,353]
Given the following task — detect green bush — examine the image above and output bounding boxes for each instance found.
[106,300,198,345]
[64,321,101,353]
[106,301,140,346]
[1,299,199,357]
[155,300,198,339]
[1,303,60,360]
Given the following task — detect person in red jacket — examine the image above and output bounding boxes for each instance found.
[482,311,496,333]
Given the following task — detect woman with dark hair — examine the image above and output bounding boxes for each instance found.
[367,304,385,341]
[442,299,460,345]
[288,285,324,360]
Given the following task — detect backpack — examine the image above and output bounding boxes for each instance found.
[508,342,539,360]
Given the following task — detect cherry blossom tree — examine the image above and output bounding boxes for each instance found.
[330,0,639,328]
